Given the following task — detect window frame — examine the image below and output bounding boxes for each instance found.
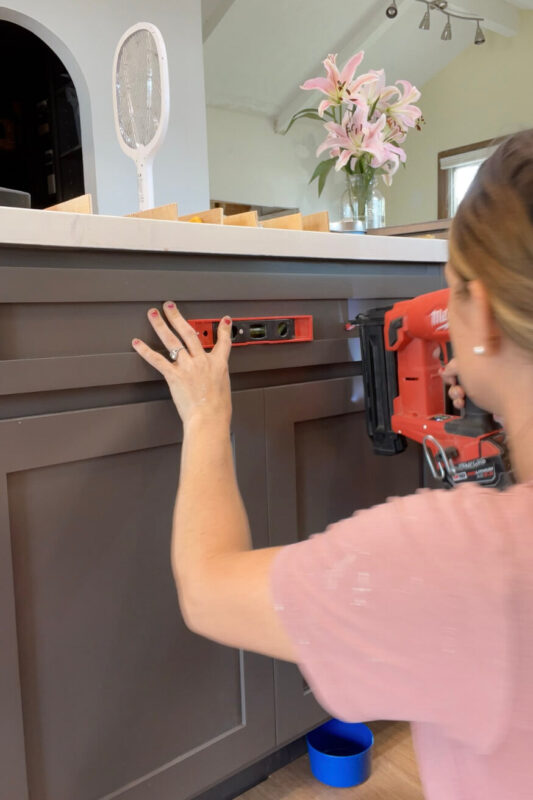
[437,136,507,219]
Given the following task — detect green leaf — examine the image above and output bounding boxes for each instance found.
[309,157,336,197]
[281,107,324,134]
[368,97,380,120]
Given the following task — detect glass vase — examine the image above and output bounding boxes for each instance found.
[341,173,385,232]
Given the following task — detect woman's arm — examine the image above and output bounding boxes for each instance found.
[172,415,296,661]
[132,304,296,662]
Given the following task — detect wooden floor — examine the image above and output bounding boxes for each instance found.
[236,722,425,799]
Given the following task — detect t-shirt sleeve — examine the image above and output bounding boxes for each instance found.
[271,485,511,753]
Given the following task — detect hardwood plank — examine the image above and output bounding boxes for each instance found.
[45,193,93,213]
[236,722,424,799]
[302,211,330,233]
[224,210,259,227]
[126,203,179,221]
[261,213,303,231]
[179,208,224,224]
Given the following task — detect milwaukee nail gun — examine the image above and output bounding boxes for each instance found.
[354,288,513,489]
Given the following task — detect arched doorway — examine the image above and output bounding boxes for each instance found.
[0,20,84,208]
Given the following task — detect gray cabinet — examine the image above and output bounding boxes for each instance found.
[264,376,422,745]
[0,391,275,800]
[0,244,444,799]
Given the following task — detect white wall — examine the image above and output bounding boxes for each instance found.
[377,10,533,226]
[1,1,210,215]
[207,9,533,228]
[207,106,350,221]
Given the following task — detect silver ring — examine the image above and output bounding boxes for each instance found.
[169,346,185,362]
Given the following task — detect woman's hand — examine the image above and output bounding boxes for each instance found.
[132,302,233,429]
[440,357,465,410]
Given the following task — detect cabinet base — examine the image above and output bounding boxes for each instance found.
[192,737,307,800]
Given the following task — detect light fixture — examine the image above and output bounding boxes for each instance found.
[475,20,486,45]
[386,1,486,45]
[441,14,452,40]
[419,3,430,30]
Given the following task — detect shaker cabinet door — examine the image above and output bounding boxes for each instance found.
[0,391,275,800]
[264,376,422,745]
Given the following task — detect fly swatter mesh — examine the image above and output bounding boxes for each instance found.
[115,29,161,149]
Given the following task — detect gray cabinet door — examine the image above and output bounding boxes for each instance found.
[265,376,422,745]
[0,391,275,800]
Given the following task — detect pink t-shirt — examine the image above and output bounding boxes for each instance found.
[271,482,533,799]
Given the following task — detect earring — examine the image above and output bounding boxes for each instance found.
[473,345,485,355]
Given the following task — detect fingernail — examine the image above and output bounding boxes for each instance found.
[224,317,231,324]
[165,302,175,308]
[150,310,158,318]
[132,339,140,346]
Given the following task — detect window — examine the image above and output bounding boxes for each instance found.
[450,162,481,215]
[437,137,506,219]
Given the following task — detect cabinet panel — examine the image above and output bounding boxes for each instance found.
[0,391,275,800]
[265,376,422,744]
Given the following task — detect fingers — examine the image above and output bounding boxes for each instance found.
[212,316,233,362]
[449,384,466,409]
[162,302,205,357]
[131,338,172,377]
[147,308,185,356]
[440,357,459,385]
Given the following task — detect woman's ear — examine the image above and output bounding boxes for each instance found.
[469,279,501,354]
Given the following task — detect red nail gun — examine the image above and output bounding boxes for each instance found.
[355,288,513,489]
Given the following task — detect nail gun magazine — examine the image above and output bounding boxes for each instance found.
[354,288,513,489]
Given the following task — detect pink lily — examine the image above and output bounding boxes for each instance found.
[351,69,387,116]
[301,51,368,117]
[316,107,391,171]
[385,118,408,145]
[380,145,407,186]
[384,80,422,129]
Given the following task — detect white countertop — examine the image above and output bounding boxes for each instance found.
[0,206,448,263]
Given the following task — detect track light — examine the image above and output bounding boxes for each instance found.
[474,20,486,45]
[385,1,398,19]
[441,14,452,40]
[419,3,431,30]
[407,1,486,45]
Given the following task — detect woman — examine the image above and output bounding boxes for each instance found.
[132,130,533,799]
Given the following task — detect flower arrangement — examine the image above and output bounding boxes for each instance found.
[286,51,423,203]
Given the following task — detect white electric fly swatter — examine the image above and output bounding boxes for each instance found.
[112,22,170,210]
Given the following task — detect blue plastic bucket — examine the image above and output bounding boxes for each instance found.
[306,719,374,788]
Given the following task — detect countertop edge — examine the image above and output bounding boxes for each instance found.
[0,207,448,263]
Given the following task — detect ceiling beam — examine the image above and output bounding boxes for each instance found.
[202,0,238,43]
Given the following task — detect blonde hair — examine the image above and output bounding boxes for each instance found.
[449,129,533,353]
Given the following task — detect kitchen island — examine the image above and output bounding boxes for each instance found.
[0,208,446,800]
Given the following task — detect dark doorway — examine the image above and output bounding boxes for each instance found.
[0,21,85,208]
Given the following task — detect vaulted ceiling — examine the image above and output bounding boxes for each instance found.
[202,0,533,131]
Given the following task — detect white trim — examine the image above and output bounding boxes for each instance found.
[440,144,498,170]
